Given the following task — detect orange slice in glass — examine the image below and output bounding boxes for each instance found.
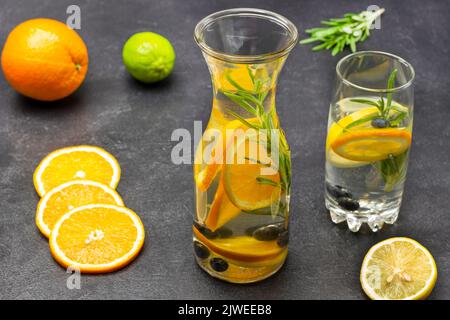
[326,107,379,168]
[331,128,412,162]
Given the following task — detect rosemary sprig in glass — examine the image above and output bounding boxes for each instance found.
[221,67,291,193]
[346,69,410,191]
[300,8,385,56]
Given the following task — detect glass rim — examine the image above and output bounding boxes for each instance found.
[336,51,415,93]
[194,8,299,63]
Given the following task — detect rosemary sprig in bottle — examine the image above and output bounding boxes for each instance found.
[221,67,291,193]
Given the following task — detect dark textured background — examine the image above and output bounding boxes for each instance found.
[0,0,449,300]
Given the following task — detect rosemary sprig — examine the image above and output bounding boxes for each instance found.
[376,151,409,192]
[344,113,379,130]
[384,69,398,117]
[346,69,406,129]
[256,176,280,187]
[221,67,291,192]
[300,8,385,56]
[346,69,410,191]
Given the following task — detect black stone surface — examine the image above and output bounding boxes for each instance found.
[0,0,449,300]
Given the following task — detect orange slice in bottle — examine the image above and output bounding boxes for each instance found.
[331,128,412,162]
[50,204,145,273]
[204,178,241,231]
[194,120,232,192]
[193,226,285,264]
[33,145,121,196]
[223,131,280,211]
[194,118,257,192]
[36,180,124,238]
[194,143,222,192]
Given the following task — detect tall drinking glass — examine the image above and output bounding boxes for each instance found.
[193,9,298,283]
[325,51,415,232]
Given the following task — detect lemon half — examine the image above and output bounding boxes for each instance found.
[360,237,437,300]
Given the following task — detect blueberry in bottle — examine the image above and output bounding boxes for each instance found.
[210,258,229,272]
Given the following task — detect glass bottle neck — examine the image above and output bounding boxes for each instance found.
[204,54,286,125]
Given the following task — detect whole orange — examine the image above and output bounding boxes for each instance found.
[1,18,88,101]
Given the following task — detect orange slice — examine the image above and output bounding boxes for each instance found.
[194,134,222,192]
[331,128,412,162]
[50,204,145,273]
[194,125,227,192]
[326,107,378,168]
[36,180,124,238]
[194,119,257,191]
[193,226,285,264]
[204,178,241,231]
[223,131,280,211]
[34,145,121,196]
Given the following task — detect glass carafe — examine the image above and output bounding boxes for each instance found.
[193,8,298,283]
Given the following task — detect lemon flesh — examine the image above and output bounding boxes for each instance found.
[360,237,437,300]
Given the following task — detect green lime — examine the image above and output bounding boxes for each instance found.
[122,32,175,83]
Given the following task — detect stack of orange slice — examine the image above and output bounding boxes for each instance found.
[194,119,281,232]
[33,145,145,273]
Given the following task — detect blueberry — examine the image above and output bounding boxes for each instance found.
[217,227,233,238]
[245,225,259,237]
[337,197,360,211]
[246,223,283,237]
[193,241,210,259]
[277,231,289,248]
[253,224,283,241]
[326,183,352,199]
[210,258,228,272]
[193,221,218,239]
[371,118,390,128]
